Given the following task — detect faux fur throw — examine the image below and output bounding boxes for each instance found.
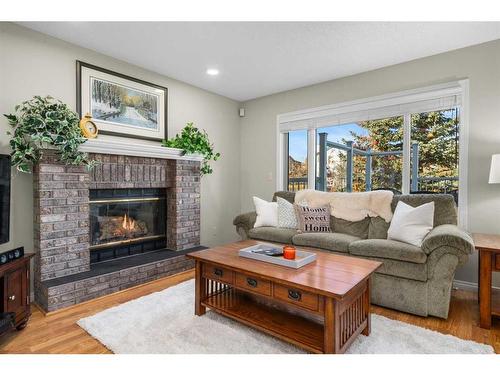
[294,189,394,223]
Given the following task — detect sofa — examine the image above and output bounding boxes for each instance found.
[233,191,474,319]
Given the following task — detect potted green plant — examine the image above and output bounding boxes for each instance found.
[4,95,94,173]
[162,122,220,175]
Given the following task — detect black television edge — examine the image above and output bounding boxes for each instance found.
[0,154,11,245]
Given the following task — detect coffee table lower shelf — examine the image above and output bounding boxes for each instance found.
[202,288,325,353]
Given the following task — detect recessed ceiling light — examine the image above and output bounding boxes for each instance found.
[206,68,219,76]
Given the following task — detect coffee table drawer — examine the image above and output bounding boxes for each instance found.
[234,273,271,296]
[273,284,319,311]
[202,264,233,284]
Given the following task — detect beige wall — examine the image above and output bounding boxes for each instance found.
[0,22,241,258]
[240,38,500,287]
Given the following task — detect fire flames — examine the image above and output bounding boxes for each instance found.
[122,213,136,231]
[98,213,148,242]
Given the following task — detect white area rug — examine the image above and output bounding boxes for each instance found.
[78,279,494,354]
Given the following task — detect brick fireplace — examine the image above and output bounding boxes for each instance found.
[33,142,202,312]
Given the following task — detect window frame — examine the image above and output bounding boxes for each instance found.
[276,80,469,229]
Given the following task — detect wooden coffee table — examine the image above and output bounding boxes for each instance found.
[188,240,381,353]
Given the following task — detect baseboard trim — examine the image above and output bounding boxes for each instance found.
[453,279,500,291]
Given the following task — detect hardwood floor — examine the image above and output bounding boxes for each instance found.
[0,271,194,354]
[1,270,499,354]
[373,289,500,353]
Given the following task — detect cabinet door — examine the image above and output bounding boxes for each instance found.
[5,267,26,314]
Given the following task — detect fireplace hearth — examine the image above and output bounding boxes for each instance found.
[89,188,167,263]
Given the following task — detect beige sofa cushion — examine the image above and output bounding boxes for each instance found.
[331,216,370,239]
[248,227,297,244]
[349,239,427,264]
[368,217,390,239]
[292,232,361,253]
[348,253,428,282]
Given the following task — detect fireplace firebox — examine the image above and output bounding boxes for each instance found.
[89,188,167,263]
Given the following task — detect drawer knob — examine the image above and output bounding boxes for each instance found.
[288,289,301,301]
[213,268,223,277]
[246,278,258,288]
[8,295,16,301]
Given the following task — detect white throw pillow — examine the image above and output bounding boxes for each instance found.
[253,196,278,228]
[277,197,298,229]
[387,201,434,247]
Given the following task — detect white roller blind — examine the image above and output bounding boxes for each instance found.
[279,83,462,133]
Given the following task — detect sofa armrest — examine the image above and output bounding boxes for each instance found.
[421,224,474,256]
[233,211,257,239]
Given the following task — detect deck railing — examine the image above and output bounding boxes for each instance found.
[415,176,458,193]
[288,135,458,197]
[288,177,308,191]
[288,176,458,194]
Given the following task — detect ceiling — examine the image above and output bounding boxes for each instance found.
[19,22,500,102]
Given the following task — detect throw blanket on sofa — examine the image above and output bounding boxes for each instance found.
[294,189,394,223]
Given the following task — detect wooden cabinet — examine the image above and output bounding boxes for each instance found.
[0,254,34,330]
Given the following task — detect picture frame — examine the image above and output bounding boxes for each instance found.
[76,61,168,141]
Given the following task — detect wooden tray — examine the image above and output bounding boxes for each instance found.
[238,243,316,269]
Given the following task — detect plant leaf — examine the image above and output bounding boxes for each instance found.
[161,122,220,176]
[6,95,93,174]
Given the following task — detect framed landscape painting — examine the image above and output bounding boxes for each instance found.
[77,61,167,141]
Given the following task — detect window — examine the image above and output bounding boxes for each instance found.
[410,109,460,202]
[287,130,308,191]
[316,116,403,193]
[277,81,468,227]
[316,123,368,192]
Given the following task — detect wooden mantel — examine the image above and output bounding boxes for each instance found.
[79,136,204,161]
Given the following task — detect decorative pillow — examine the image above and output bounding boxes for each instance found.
[253,196,278,228]
[331,216,370,239]
[387,201,434,247]
[277,197,298,229]
[294,204,331,233]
